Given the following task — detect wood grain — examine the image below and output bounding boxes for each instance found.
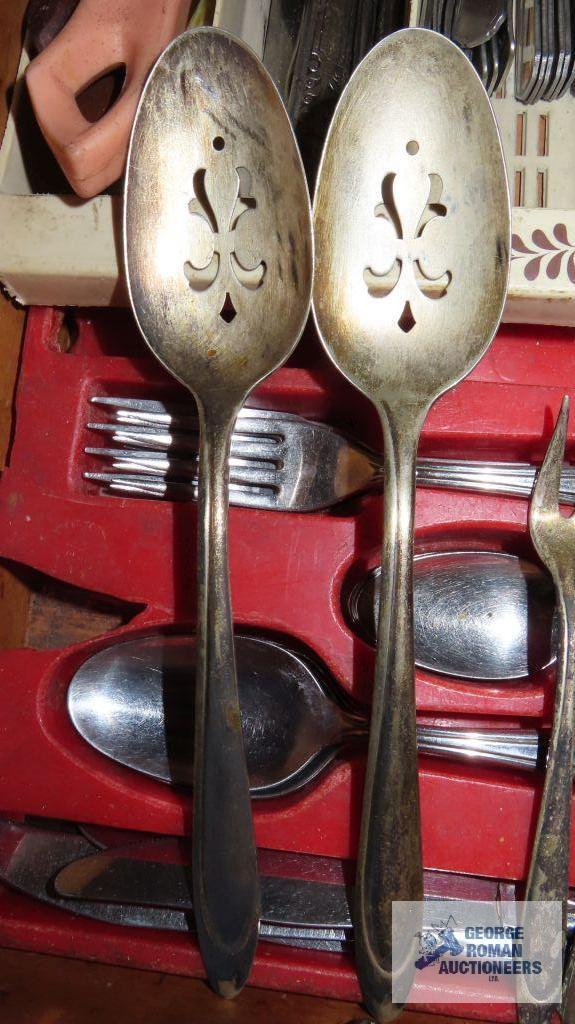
[0,0,30,646]
[0,0,28,137]
[0,0,29,467]
[0,948,477,1024]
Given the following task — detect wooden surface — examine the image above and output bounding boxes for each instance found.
[0,0,30,648]
[0,948,479,1024]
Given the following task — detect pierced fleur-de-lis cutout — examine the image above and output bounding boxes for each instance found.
[364,147,452,333]
[184,156,266,323]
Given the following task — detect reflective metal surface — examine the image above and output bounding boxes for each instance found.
[419,0,514,95]
[4,821,575,963]
[287,0,360,175]
[85,397,575,511]
[68,633,365,798]
[48,831,575,946]
[519,398,575,1019]
[67,631,558,797]
[348,550,556,680]
[451,0,507,48]
[124,27,312,997]
[0,822,349,953]
[55,843,353,930]
[262,0,306,98]
[515,0,574,103]
[312,28,510,1021]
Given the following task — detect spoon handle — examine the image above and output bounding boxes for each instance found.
[355,412,424,1021]
[192,409,260,997]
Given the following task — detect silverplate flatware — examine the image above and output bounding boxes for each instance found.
[123,27,313,996]
[8,821,574,958]
[418,0,513,95]
[312,28,510,1019]
[348,550,555,680]
[84,398,575,511]
[0,821,349,953]
[519,398,575,1023]
[55,838,354,932]
[261,0,306,99]
[451,0,507,49]
[66,631,560,798]
[286,0,360,176]
[53,837,575,945]
[67,545,556,797]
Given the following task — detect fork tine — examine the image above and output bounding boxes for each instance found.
[530,396,571,524]
[90,396,189,417]
[90,396,297,432]
[83,471,277,509]
[84,449,281,487]
[86,422,285,462]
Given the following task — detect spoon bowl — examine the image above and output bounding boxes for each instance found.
[451,0,507,49]
[68,633,365,798]
[348,550,556,680]
[125,29,313,406]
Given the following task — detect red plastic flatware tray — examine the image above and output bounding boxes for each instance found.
[0,307,574,1018]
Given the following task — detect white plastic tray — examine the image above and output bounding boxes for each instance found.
[406,0,575,325]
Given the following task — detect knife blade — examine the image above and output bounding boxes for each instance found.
[54,839,354,930]
[0,821,350,952]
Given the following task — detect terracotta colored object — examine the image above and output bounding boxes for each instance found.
[25,0,191,198]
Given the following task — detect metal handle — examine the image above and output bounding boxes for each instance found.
[417,726,540,771]
[416,459,575,505]
[354,411,424,1021]
[562,932,575,1024]
[192,408,260,997]
[518,588,575,1019]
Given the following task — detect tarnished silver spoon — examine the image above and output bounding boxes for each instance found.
[312,28,510,1020]
[124,28,312,996]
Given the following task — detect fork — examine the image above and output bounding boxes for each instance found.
[518,396,575,1021]
[83,396,575,512]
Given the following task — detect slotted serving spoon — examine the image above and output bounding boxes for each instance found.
[312,28,510,1021]
[124,28,312,997]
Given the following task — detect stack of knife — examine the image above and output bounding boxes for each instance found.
[263,0,407,176]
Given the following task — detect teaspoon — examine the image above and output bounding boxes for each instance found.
[348,550,555,681]
[312,28,510,1019]
[67,632,559,799]
[124,28,313,996]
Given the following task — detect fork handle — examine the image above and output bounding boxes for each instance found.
[354,409,424,1022]
[192,406,259,997]
[518,585,575,1021]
